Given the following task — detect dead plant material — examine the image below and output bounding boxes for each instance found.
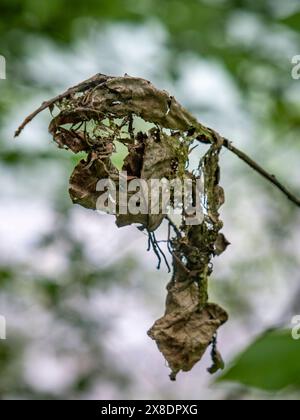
[15,73,300,379]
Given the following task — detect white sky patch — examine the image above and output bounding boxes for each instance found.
[68,207,161,268]
[24,352,77,394]
[24,21,169,89]
[266,0,300,18]
[174,54,251,142]
[3,96,53,152]
[227,11,300,60]
[0,199,55,263]
[177,56,241,112]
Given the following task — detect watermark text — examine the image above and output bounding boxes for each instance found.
[0,55,6,80]
[291,55,300,80]
[291,315,300,340]
[0,315,6,340]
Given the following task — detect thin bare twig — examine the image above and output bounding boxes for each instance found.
[148,231,162,270]
[14,73,108,138]
[223,138,300,207]
[196,135,300,208]
[152,231,171,273]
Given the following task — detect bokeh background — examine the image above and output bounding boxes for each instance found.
[0,0,300,400]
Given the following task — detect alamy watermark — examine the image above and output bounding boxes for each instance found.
[0,315,6,340]
[0,55,6,80]
[96,172,204,225]
[291,55,300,80]
[291,315,300,340]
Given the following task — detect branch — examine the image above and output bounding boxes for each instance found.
[197,135,300,207]
[14,73,300,209]
[14,73,108,137]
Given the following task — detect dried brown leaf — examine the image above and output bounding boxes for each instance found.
[148,281,228,379]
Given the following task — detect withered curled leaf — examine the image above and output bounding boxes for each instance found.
[148,281,228,380]
[15,73,230,379]
[215,233,231,256]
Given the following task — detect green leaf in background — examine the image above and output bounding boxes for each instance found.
[218,329,300,391]
[111,140,128,171]
[280,12,300,32]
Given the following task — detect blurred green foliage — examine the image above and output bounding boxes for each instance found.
[0,0,300,399]
[219,330,300,392]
